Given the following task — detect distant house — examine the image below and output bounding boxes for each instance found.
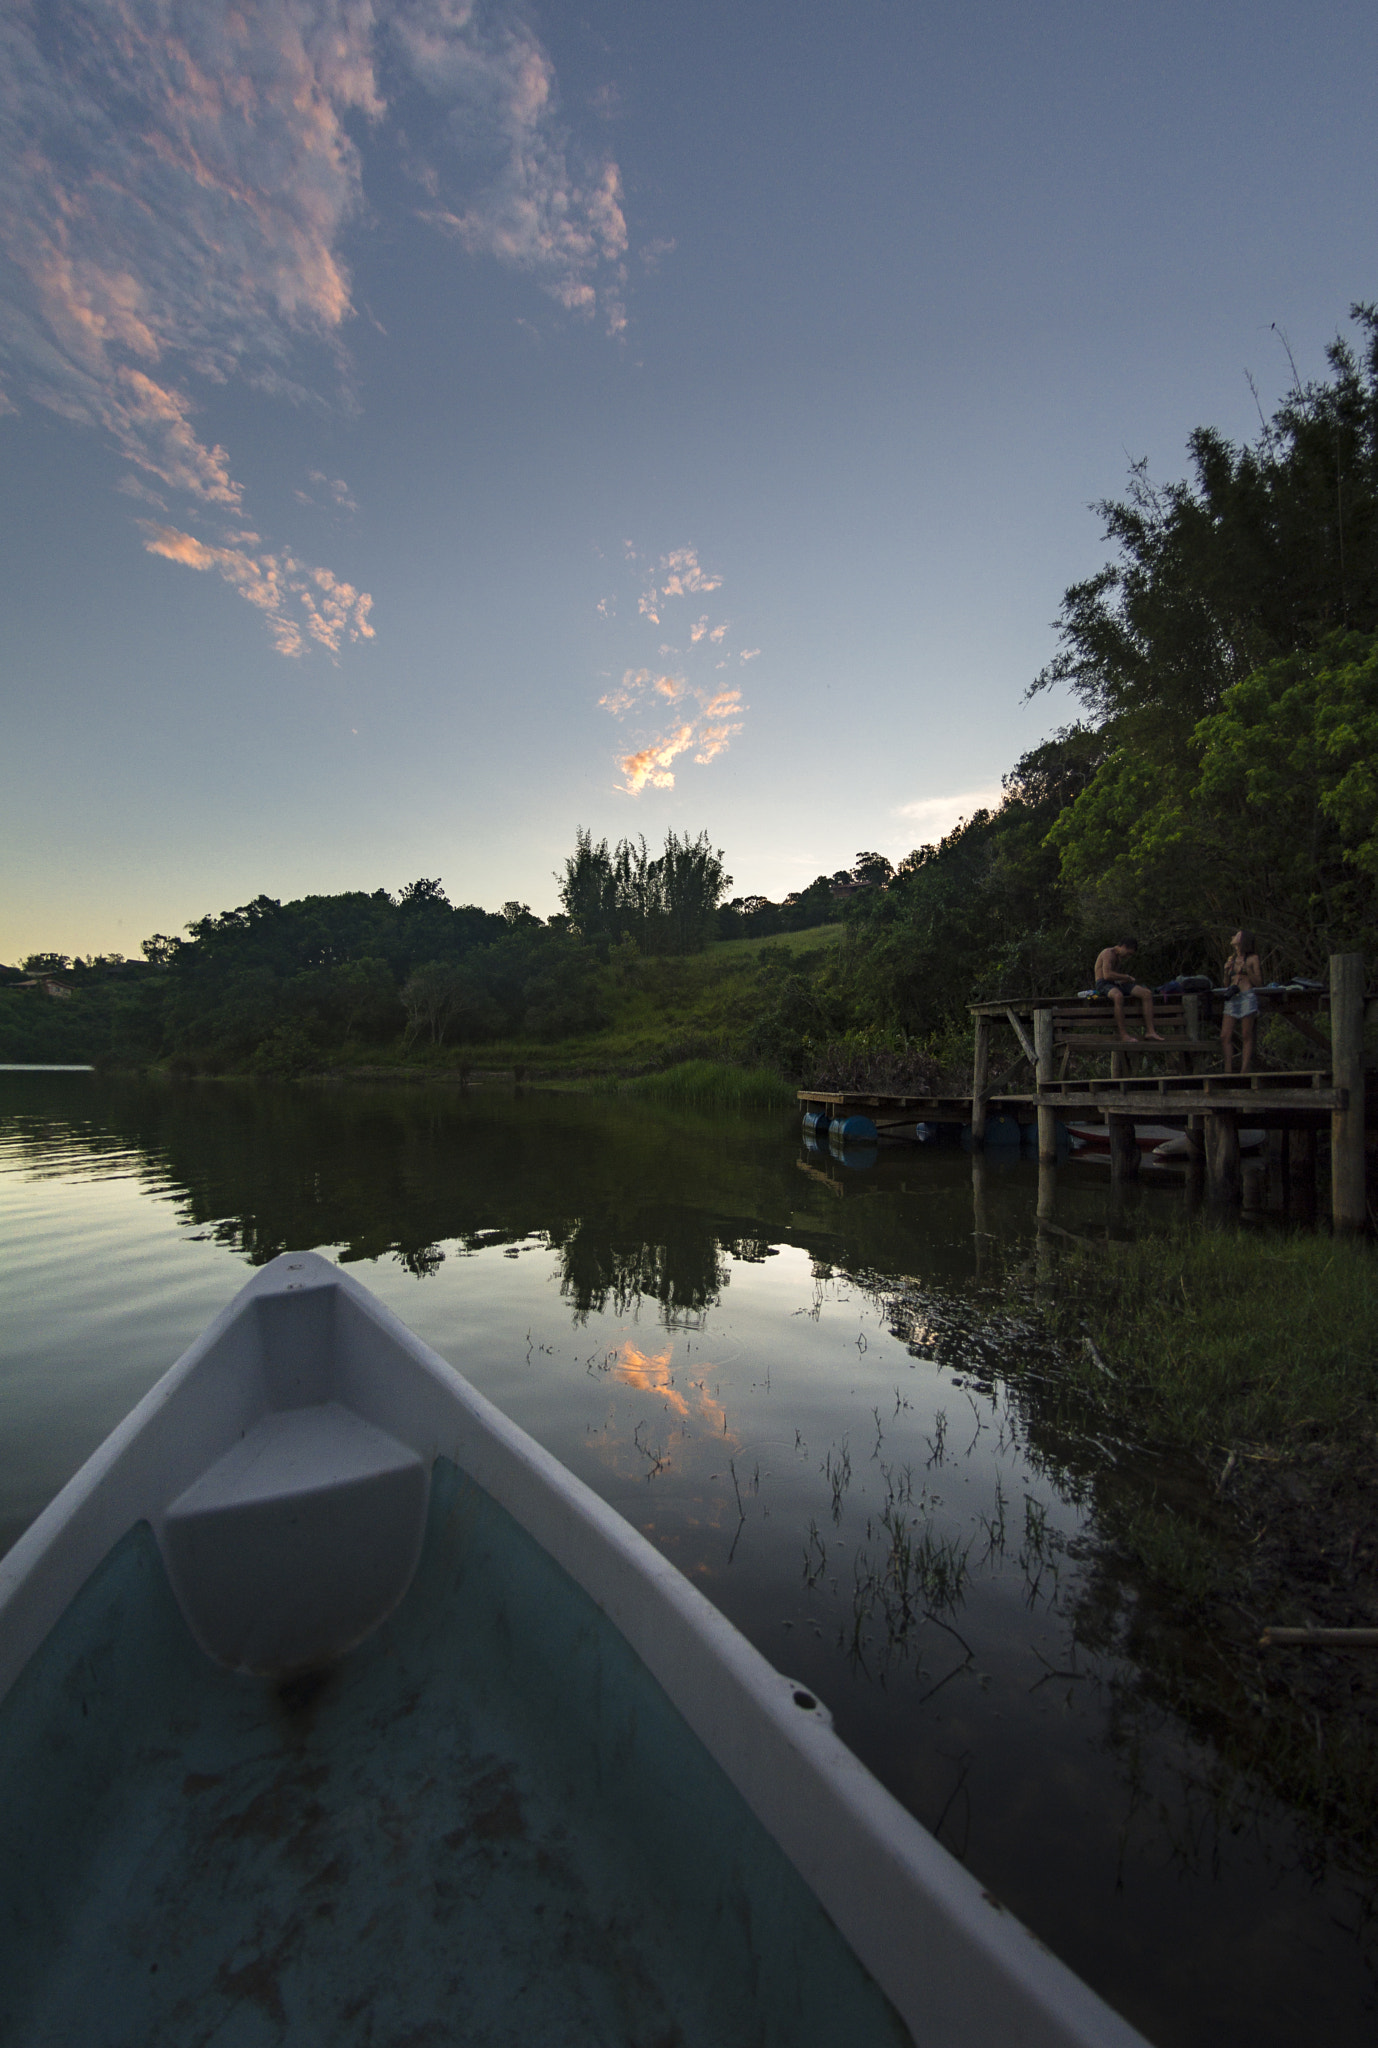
[16,977,73,1000]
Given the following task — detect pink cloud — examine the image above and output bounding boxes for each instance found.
[619,725,694,793]
[694,721,743,766]
[1,0,640,655]
[657,546,722,599]
[141,523,374,660]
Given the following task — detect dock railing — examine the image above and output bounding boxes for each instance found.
[969,954,1369,1228]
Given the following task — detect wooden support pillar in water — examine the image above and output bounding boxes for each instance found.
[1034,1007,1058,1163]
[971,1151,990,1272]
[971,1012,990,1148]
[1330,952,1367,1234]
[1287,1125,1317,1223]
[1108,1116,1139,1182]
[1185,1115,1206,1198]
[1205,1111,1241,1207]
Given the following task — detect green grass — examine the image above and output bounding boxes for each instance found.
[614,1060,797,1109]
[1039,1224,1378,1453]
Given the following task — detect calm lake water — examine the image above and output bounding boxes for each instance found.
[1,1070,1372,2046]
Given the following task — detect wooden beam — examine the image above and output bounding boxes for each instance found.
[1107,1116,1139,1181]
[1205,1111,1241,1206]
[1004,1007,1036,1066]
[1331,953,1367,1232]
[1034,1006,1058,1163]
[971,1012,990,1147]
[988,1052,1032,1094]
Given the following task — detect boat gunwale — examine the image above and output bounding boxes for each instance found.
[0,1252,1150,2048]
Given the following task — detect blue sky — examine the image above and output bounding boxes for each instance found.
[2,0,1374,962]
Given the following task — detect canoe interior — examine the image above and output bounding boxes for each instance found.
[0,1457,909,2048]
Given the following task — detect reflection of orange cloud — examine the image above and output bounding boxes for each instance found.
[615,1343,687,1415]
[611,1341,731,1437]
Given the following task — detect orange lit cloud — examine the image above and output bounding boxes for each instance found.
[2,0,638,652]
[141,524,374,660]
[598,555,755,787]
[620,725,694,793]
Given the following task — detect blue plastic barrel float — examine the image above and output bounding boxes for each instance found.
[961,1114,1022,1151]
[833,1145,879,1172]
[801,1108,832,1137]
[829,1114,878,1144]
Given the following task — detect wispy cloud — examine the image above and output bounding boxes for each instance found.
[141,523,374,660]
[595,542,757,788]
[395,0,629,337]
[0,1,639,652]
[294,470,358,514]
[896,785,1005,844]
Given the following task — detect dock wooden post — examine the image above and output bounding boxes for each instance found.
[1205,1112,1241,1207]
[1330,953,1367,1233]
[1034,1007,1057,1162]
[971,1013,990,1148]
[1287,1125,1317,1222]
[1108,1115,1139,1181]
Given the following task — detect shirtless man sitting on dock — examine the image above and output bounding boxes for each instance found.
[1093,939,1163,1043]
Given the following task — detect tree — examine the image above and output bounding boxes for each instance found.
[852,852,894,888]
[1032,305,1378,756]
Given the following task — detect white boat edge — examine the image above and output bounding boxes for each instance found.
[0,1251,1152,2048]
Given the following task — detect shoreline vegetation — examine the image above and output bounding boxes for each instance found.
[1016,1226,1378,1895]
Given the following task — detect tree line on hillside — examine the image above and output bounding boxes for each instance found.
[6,306,1376,1080]
[1,829,844,1070]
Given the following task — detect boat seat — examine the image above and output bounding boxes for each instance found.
[159,1403,428,1675]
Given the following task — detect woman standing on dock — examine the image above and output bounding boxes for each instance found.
[1220,928,1262,1073]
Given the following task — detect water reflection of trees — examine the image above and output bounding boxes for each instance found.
[553,1221,777,1322]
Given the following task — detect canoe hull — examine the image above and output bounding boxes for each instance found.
[0,1253,1149,2048]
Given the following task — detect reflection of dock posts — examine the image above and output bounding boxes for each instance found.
[1331,952,1367,1234]
[1035,1158,1057,1289]
[1106,1045,1139,1182]
[971,1152,991,1271]
[1205,1111,1241,1207]
[1181,994,1206,1198]
[971,1013,990,1148]
[1034,1007,1058,1162]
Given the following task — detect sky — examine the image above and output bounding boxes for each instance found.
[1,0,1375,963]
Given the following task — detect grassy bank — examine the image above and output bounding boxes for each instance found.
[1038,1224,1378,1453]
[1017,1223,1378,1885]
[2,923,849,1080]
[613,1060,797,1109]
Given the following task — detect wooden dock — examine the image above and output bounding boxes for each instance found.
[799,951,1372,1226]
